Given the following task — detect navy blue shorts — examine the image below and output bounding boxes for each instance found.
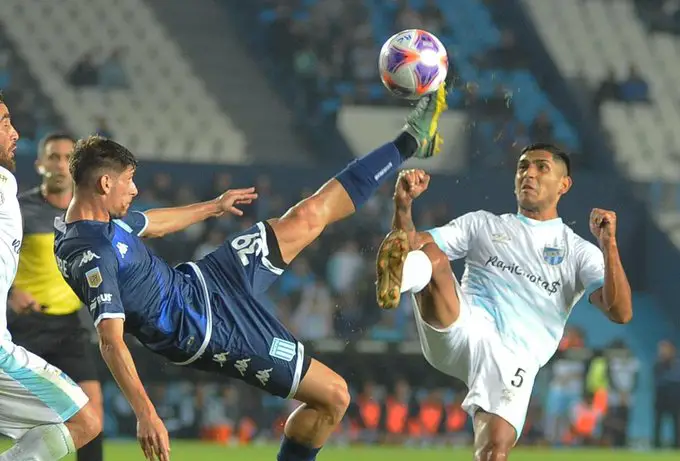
[192,221,311,399]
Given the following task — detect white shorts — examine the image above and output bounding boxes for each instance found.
[0,339,89,439]
[410,284,539,440]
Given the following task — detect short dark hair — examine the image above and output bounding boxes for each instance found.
[38,131,76,157]
[520,142,571,176]
[70,136,137,186]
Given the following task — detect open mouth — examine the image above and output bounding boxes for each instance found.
[521,183,536,191]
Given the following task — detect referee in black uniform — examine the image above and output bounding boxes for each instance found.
[8,132,104,461]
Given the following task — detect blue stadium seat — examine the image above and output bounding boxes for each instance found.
[15,138,36,156]
[0,71,10,88]
[335,82,356,97]
[257,9,277,24]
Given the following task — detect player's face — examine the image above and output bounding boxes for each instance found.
[36,139,74,193]
[107,166,138,218]
[514,150,571,212]
[0,104,19,172]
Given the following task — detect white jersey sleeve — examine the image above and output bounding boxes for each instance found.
[0,167,21,339]
[574,238,605,301]
[425,210,486,260]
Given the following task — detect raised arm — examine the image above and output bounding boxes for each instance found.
[392,169,434,249]
[140,187,258,238]
[97,319,170,461]
[586,209,632,324]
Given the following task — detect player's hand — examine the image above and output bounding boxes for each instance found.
[589,208,617,246]
[215,187,258,217]
[8,288,41,314]
[394,169,430,206]
[137,413,170,461]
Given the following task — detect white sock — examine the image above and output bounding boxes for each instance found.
[0,424,75,461]
[400,250,433,294]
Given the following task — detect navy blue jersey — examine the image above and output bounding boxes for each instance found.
[54,212,208,363]
[55,215,311,399]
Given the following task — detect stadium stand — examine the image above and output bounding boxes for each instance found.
[145,0,312,164]
[0,0,247,162]
[238,0,581,170]
[0,26,65,156]
[369,0,580,148]
[523,0,680,259]
[523,1,680,187]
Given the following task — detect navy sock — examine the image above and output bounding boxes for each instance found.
[276,436,321,461]
[393,131,418,160]
[335,134,416,210]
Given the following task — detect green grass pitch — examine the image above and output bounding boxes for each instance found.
[1,441,675,461]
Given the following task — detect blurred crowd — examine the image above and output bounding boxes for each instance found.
[104,321,680,449]
[242,0,574,171]
[0,35,59,154]
[635,0,680,34]
[593,65,650,111]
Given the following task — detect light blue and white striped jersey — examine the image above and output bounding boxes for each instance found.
[427,211,604,366]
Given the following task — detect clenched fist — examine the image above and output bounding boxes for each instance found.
[589,208,617,246]
[394,169,430,207]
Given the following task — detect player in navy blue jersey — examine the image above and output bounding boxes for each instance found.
[54,86,448,461]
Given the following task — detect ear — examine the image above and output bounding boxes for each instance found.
[96,173,111,194]
[559,176,573,196]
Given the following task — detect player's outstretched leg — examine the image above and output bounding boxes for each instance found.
[267,85,448,265]
[375,229,460,328]
[270,88,447,460]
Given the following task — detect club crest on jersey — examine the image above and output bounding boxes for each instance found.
[85,267,103,288]
[543,246,564,265]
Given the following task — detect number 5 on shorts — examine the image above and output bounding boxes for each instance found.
[511,367,525,388]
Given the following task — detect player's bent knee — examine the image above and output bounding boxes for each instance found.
[320,377,351,425]
[295,360,350,426]
[308,376,350,425]
[331,379,351,413]
[71,403,103,443]
[79,381,104,419]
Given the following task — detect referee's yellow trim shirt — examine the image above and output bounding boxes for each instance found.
[13,187,81,315]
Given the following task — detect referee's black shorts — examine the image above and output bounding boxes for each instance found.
[7,310,100,383]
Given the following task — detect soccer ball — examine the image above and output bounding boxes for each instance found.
[378,29,448,100]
